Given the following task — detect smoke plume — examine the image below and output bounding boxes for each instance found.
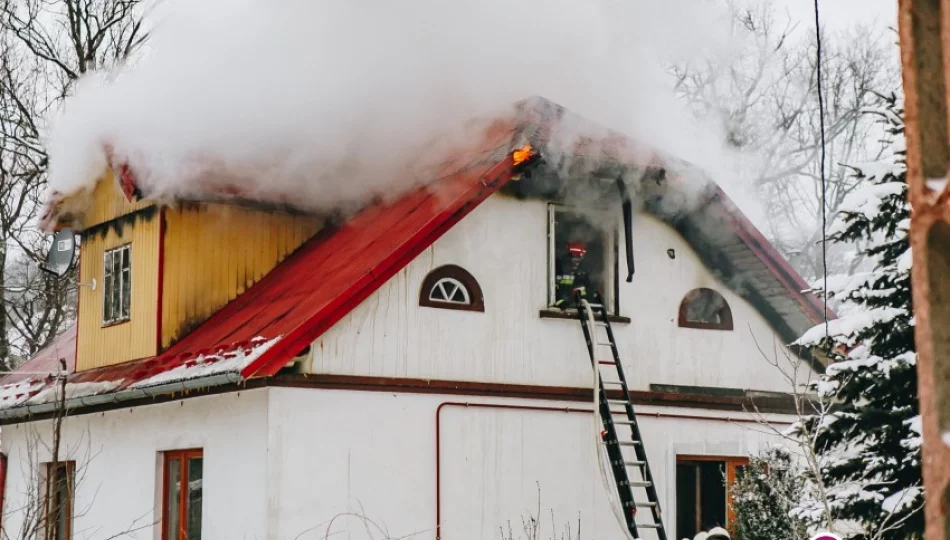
[46,0,745,214]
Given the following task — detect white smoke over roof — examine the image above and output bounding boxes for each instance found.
[45,0,747,214]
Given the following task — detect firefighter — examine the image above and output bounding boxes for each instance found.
[553,241,592,310]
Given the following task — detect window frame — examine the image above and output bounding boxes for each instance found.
[102,243,132,326]
[44,460,75,540]
[547,203,618,314]
[162,449,203,540]
[677,288,734,331]
[675,454,749,537]
[419,265,484,312]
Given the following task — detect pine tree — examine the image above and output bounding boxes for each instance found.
[731,447,809,540]
[793,92,923,540]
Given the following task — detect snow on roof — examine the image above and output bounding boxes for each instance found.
[0,336,279,414]
[129,336,278,389]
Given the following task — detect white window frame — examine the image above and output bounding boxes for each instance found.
[103,243,132,325]
[547,203,617,313]
[428,277,471,305]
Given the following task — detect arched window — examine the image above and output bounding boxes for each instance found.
[678,288,733,330]
[419,265,484,312]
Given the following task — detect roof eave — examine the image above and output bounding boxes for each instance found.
[0,372,243,423]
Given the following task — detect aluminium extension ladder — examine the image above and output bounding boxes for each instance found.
[576,292,667,540]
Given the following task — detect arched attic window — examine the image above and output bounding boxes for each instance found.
[678,288,733,330]
[419,265,484,312]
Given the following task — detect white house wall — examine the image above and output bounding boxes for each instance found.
[0,390,269,540]
[266,387,789,540]
[0,387,794,540]
[310,193,814,392]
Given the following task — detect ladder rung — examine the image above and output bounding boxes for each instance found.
[625,460,646,466]
[597,360,615,365]
[634,501,657,507]
[602,381,625,386]
[628,481,652,488]
[612,420,636,425]
[607,399,628,404]
[596,341,613,346]
[617,441,641,446]
[635,523,663,529]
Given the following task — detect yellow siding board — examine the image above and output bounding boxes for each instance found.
[75,211,160,371]
[83,170,153,229]
[160,203,323,349]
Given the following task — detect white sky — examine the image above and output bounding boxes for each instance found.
[780,0,897,31]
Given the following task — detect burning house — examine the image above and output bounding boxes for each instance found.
[0,97,827,540]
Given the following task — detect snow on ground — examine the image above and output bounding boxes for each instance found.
[129,335,280,389]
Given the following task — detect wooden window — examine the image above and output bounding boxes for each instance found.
[548,204,616,313]
[675,455,748,539]
[678,288,733,330]
[162,449,203,540]
[103,244,132,325]
[419,265,484,312]
[45,461,74,540]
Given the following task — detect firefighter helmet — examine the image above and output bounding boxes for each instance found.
[567,242,587,258]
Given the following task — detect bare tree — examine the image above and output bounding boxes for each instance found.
[0,0,149,368]
[1,361,154,539]
[673,1,899,282]
[497,484,582,540]
[741,334,925,539]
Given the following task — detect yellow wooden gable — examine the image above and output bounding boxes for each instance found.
[72,171,323,371]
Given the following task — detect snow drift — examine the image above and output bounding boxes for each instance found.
[45,0,741,213]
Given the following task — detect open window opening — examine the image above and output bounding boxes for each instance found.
[162,449,203,540]
[548,204,616,313]
[419,265,484,312]
[44,461,74,540]
[103,243,132,325]
[678,288,733,330]
[675,455,747,539]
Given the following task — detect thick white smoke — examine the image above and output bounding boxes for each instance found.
[46,0,744,214]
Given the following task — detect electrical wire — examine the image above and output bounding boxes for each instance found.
[814,0,829,335]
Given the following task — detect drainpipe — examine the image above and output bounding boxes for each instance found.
[617,177,635,283]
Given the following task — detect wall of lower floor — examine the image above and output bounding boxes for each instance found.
[0,389,269,540]
[0,386,793,540]
[265,387,791,540]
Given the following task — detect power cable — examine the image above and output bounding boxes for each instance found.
[813,0,829,335]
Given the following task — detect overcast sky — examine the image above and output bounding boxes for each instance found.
[780,0,897,32]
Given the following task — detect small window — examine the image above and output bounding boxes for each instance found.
[103,244,132,325]
[163,449,203,540]
[678,288,733,330]
[676,455,748,539]
[419,265,484,312]
[45,461,74,540]
[548,204,615,312]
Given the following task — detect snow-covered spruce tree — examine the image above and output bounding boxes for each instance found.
[793,92,922,540]
[730,446,809,540]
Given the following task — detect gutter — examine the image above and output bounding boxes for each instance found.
[0,372,243,421]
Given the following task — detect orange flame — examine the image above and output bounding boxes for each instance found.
[512,144,534,166]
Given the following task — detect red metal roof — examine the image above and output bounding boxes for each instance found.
[3,96,830,408]
[0,326,76,384]
[3,110,534,398]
